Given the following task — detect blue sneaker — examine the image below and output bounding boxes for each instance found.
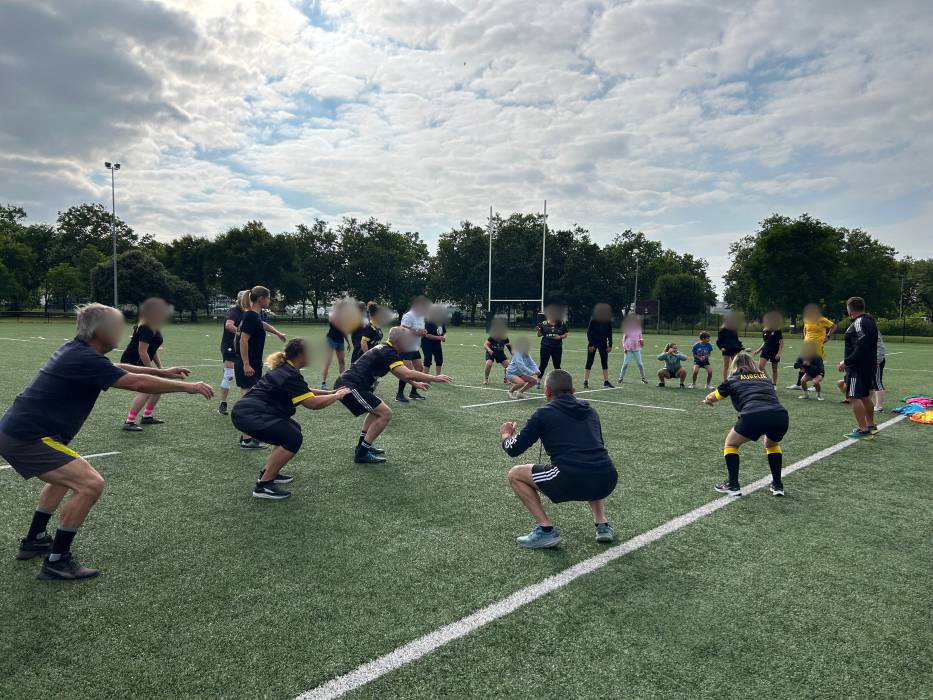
[595,523,615,543]
[516,525,561,549]
[844,428,874,440]
[355,446,387,464]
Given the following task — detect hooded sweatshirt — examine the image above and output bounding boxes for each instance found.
[501,394,615,472]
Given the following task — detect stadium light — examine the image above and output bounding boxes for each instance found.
[104,161,121,307]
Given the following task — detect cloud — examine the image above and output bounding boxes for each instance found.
[1,0,932,296]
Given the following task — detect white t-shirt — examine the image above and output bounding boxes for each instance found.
[400,310,425,352]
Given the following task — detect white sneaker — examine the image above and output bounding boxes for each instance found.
[518,391,528,399]
[704,384,711,390]
[687,383,695,389]
[786,384,801,390]
[507,389,517,399]
[798,394,809,400]
[807,386,816,392]
[874,405,884,412]
[816,394,824,401]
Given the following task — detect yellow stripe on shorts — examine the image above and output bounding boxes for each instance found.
[41,437,80,459]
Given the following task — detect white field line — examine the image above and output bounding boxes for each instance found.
[296,414,907,700]
[456,383,685,412]
[460,385,620,409]
[0,337,34,342]
[1,451,121,471]
[885,368,933,373]
[584,398,687,412]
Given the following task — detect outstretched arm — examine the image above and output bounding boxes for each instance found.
[500,414,541,457]
[115,363,191,379]
[115,373,213,399]
[263,322,287,342]
[299,387,351,410]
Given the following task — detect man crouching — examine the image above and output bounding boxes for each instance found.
[500,369,618,549]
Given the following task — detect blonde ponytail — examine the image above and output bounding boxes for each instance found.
[265,351,286,369]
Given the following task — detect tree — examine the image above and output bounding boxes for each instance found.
[723,235,764,318]
[429,221,488,322]
[166,275,206,320]
[90,250,172,307]
[832,229,899,317]
[653,273,709,321]
[54,203,140,264]
[163,235,216,313]
[909,259,933,317]
[45,263,83,311]
[210,221,282,296]
[286,221,342,318]
[0,233,38,307]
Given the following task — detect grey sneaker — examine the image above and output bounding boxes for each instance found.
[595,523,615,543]
[714,482,742,497]
[516,525,561,549]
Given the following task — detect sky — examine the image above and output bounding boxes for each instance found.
[1,0,932,292]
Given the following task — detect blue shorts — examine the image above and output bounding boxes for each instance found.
[325,337,345,351]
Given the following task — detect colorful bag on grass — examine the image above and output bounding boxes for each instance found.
[905,397,933,407]
[909,409,933,424]
[894,403,928,415]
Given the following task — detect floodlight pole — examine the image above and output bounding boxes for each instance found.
[105,161,121,307]
[632,256,639,313]
[541,200,547,310]
[487,205,493,312]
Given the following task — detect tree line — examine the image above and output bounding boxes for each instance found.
[1,203,929,327]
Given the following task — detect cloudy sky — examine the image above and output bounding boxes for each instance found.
[2,0,932,289]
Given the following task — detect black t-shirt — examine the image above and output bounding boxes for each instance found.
[715,372,787,417]
[488,336,511,354]
[794,355,825,376]
[844,313,879,370]
[539,321,568,348]
[0,338,127,443]
[716,327,742,353]
[120,324,164,366]
[422,321,444,348]
[337,342,404,390]
[221,306,243,351]
[235,363,314,428]
[352,323,382,349]
[236,310,266,370]
[586,320,613,347]
[326,321,345,343]
[761,328,783,354]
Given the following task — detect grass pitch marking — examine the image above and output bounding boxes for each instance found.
[460,385,621,409]
[585,397,687,412]
[1,451,121,471]
[295,414,907,700]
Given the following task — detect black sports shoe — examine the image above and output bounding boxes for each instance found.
[240,438,265,449]
[409,391,425,401]
[16,533,52,561]
[713,482,742,497]
[657,381,665,387]
[122,421,143,432]
[252,481,291,500]
[37,553,99,581]
[769,482,785,497]
[395,393,410,404]
[583,381,589,389]
[603,381,614,388]
[259,470,294,484]
[217,401,228,416]
[360,443,386,455]
[355,447,387,464]
[140,416,164,425]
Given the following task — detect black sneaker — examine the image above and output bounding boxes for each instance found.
[657,381,665,387]
[603,381,614,388]
[679,383,686,389]
[395,393,409,404]
[713,482,742,497]
[140,416,164,425]
[252,481,291,500]
[641,378,649,384]
[583,381,590,389]
[122,421,143,432]
[37,553,99,581]
[769,482,785,497]
[359,443,386,455]
[240,438,265,449]
[355,447,387,464]
[409,392,425,401]
[217,401,228,416]
[16,533,52,561]
[258,470,294,484]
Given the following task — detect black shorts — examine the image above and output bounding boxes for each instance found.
[234,362,261,389]
[873,358,885,391]
[531,463,617,504]
[0,432,80,479]
[734,410,789,442]
[694,359,710,368]
[802,372,823,381]
[231,412,303,452]
[761,349,781,361]
[335,381,383,417]
[422,344,443,367]
[844,367,874,399]
[221,346,238,363]
[721,348,741,358]
[400,350,421,362]
[486,350,508,364]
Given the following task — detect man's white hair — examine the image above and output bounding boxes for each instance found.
[75,303,120,341]
[387,326,408,344]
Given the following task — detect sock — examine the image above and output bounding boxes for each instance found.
[766,445,783,486]
[360,439,373,451]
[126,410,139,423]
[49,527,77,561]
[143,405,155,418]
[594,522,609,528]
[724,448,740,488]
[398,379,406,396]
[539,525,554,532]
[796,371,803,386]
[358,430,367,446]
[26,509,53,540]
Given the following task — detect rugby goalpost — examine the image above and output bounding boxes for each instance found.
[486,200,547,313]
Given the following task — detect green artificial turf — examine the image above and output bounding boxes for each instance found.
[0,322,930,699]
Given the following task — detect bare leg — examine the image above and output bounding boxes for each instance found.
[853,397,874,429]
[483,360,492,383]
[508,465,551,526]
[321,347,334,384]
[336,350,346,375]
[36,482,69,514]
[260,446,295,482]
[364,404,392,443]
[771,361,780,385]
[588,499,607,523]
[37,458,106,529]
[220,360,234,402]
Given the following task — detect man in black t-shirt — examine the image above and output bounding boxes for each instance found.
[838,297,880,440]
[335,326,453,463]
[0,303,213,581]
[536,307,569,378]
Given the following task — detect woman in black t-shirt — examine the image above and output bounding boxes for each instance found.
[715,313,745,383]
[121,297,171,431]
[232,338,350,500]
[217,289,248,416]
[321,306,351,389]
[536,306,569,377]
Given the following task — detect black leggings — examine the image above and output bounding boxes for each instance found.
[585,345,609,370]
[539,344,562,375]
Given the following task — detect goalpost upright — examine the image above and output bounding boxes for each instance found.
[487,200,547,313]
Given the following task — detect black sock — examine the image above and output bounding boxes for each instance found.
[767,450,783,486]
[360,439,373,451]
[540,525,553,532]
[49,527,77,560]
[26,510,53,540]
[397,380,406,396]
[594,522,609,528]
[724,451,740,488]
[796,371,803,386]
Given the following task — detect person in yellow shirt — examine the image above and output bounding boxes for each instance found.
[788,304,837,390]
